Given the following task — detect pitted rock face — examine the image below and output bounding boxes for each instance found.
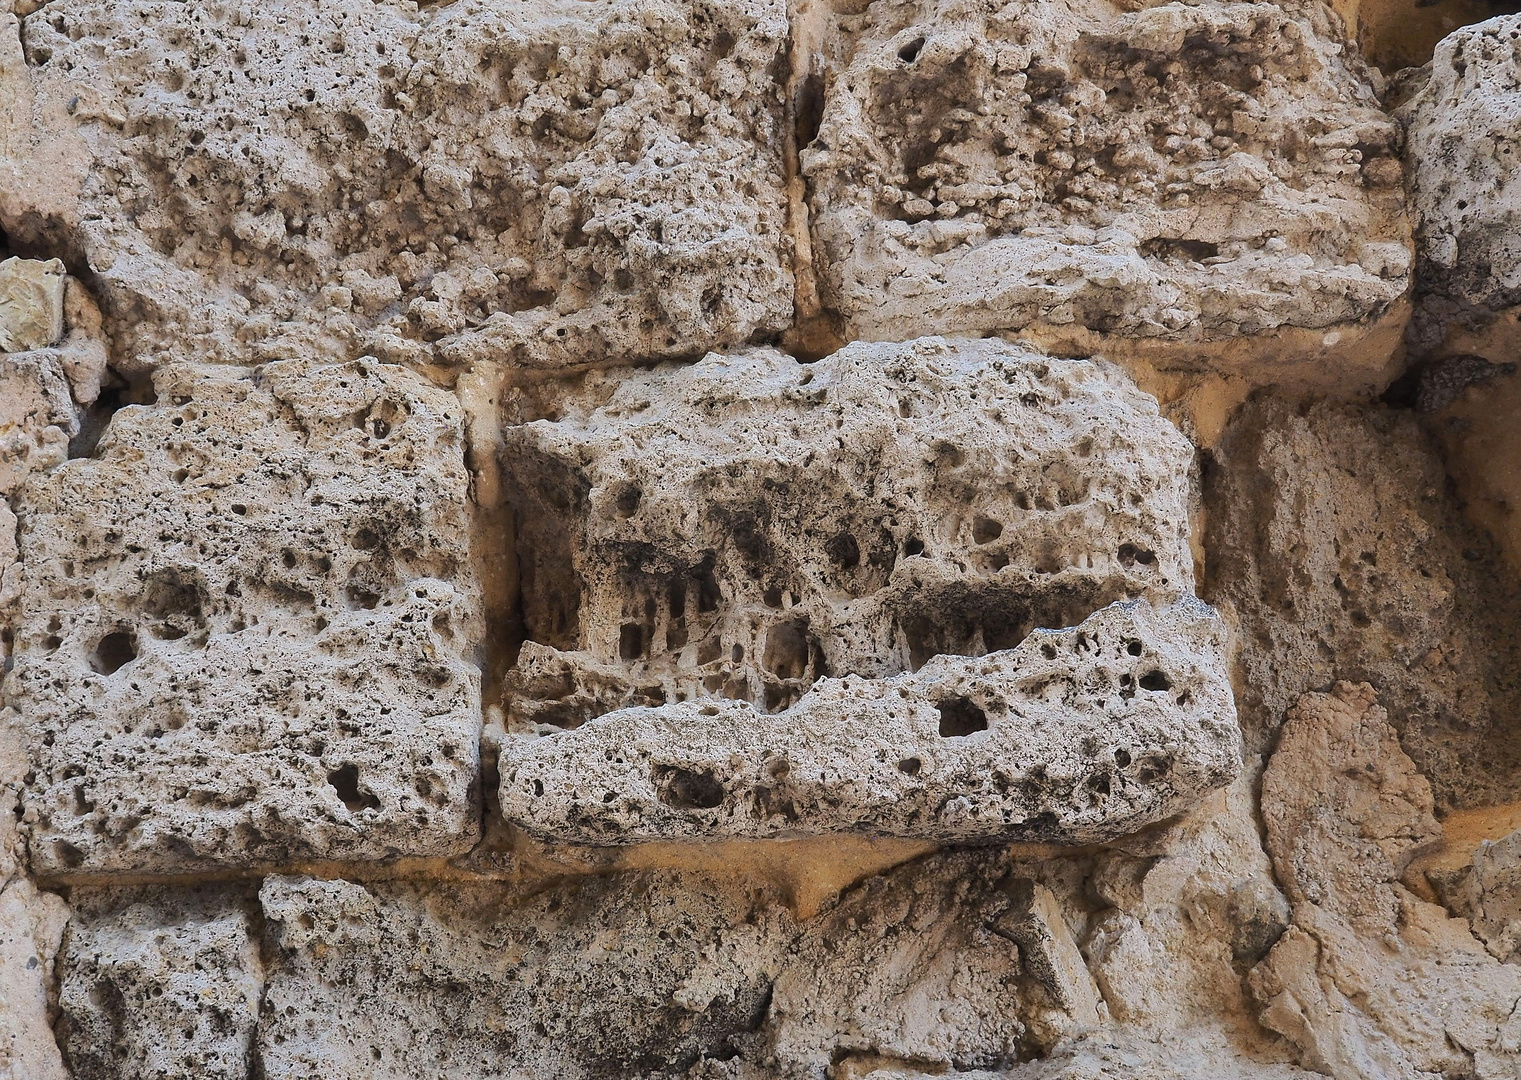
[498,337,1235,845]
[501,599,1238,844]
[0,258,65,353]
[505,336,1196,727]
[13,0,791,372]
[1401,15,1521,317]
[56,894,262,1080]
[8,359,481,875]
[256,873,795,1080]
[804,0,1410,361]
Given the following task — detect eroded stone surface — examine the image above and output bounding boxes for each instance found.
[1203,396,1521,810]
[56,889,262,1080]
[502,599,1238,844]
[257,872,795,1079]
[0,878,69,1080]
[1249,683,1521,1080]
[0,257,64,353]
[504,337,1195,725]
[7,358,481,875]
[768,853,1102,1076]
[8,0,792,373]
[1400,16,1521,358]
[804,0,1410,371]
[0,349,75,498]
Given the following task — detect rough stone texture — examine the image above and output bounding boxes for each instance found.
[1250,683,1521,1080]
[6,358,482,875]
[768,852,1102,1076]
[5,0,793,372]
[504,338,1196,724]
[0,878,69,1080]
[502,599,1238,844]
[1203,395,1521,810]
[9,2,1521,1078]
[56,890,262,1080]
[803,0,1411,372]
[257,872,795,1080]
[1400,15,1521,359]
[0,256,64,352]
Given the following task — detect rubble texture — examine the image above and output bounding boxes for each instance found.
[4,0,1521,1077]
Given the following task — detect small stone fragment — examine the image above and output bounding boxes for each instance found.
[0,258,65,353]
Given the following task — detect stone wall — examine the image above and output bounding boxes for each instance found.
[3,0,1521,1077]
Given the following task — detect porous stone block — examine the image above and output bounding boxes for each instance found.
[505,336,1196,727]
[14,0,792,371]
[1400,16,1521,353]
[501,599,1238,844]
[257,872,795,1079]
[8,358,481,875]
[56,892,262,1080]
[804,0,1410,371]
[0,878,70,1080]
[0,349,75,498]
[0,257,65,353]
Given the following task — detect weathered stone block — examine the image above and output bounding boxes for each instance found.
[257,872,794,1079]
[56,892,262,1080]
[13,0,793,371]
[804,0,1410,374]
[8,358,481,875]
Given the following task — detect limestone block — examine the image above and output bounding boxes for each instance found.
[0,878,70,1080]
[8,358,481,875]
[1429,826,1521,964]
[803,0,1410,374]
[1400,16,1521,354]
[14,0,792,371]
[257,872,795,1079]
[768,851,1102,1075]
[1249,683,1521,1079]
[505,337,1196,727]
[0,257,65,353]
[56,893,262,1080]
[501,598,1239,845]
[0,349,75,498]
[1203,396,1521,810]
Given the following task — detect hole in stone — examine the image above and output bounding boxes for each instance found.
[656,766,724,809]
[1139,670,1172,692]
[1117,543,1156,567]
[898,756,922,775]
[796,69,825,148]
[613,483,641,518]
[903,537,925,557]
[763,619,810,681]
[90,630,137,675]
[937,696,988,737]
[54,840,85,868]
[1126,640,1144,656]
[826,533,860,569]
[328,764,380,812]
[763,586,784,608]
[619,623,645,661]
[1115,748,1132,768]
[972,516,1003,544]
[898,36,925,62]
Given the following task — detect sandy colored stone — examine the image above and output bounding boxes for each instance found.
[9,0,792,373]
[1203,395,1521,811]
[504,337,1195,724]
[1400,16,1521,359]
[768,852,1101,1075]
[56,890,262,1080]
[803,0,1410,375]
[0,878,70,1080]
[257,872,796,1079]
[501,599,1238,845]
[0,349,74,498]
[1249,683,1521,1080]
[8,358,482,876]
[0,257,64,353]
